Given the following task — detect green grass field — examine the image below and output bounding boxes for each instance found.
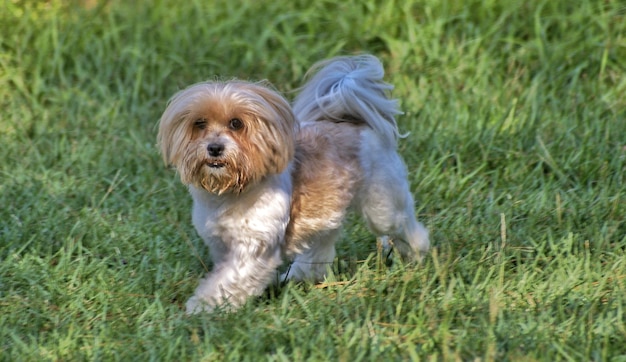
[1,0,625,360]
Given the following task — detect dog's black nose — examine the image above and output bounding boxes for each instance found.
[207,143,224,157]
[207,143,225,157]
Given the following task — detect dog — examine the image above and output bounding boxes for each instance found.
[157,55,429,314]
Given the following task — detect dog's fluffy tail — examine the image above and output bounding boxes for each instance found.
[293,54,403,147]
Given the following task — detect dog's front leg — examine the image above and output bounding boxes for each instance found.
[185,242,282,314]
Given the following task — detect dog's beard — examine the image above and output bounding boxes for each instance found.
[179,142,238,194]
[177,142,262,195]
[196,162,240,195]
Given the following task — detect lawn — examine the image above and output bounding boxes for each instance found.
[1,0,625,360]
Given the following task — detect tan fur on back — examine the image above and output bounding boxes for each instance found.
[285,121,363,254]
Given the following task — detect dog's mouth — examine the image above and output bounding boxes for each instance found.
[207,161,226,169]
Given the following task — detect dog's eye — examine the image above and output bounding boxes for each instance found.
[228,118,244,131]
[194,119,207,130]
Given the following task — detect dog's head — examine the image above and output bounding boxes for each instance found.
[157,81,295,194]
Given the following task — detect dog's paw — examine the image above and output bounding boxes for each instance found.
[185,296,213,315]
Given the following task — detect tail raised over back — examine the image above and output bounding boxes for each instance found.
[292,55,403,148]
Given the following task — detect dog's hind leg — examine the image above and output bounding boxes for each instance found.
[358,151,429,262]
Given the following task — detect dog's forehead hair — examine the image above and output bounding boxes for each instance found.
[191,96,253,125]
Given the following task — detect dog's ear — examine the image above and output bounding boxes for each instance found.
[157,85,199,167]
[242,82,297,174]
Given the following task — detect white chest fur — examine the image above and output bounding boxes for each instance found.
[189,171,293,258]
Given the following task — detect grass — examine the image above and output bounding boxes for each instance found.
[1,0,625,360]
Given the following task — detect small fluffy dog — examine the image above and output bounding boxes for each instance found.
[157,55,429,314]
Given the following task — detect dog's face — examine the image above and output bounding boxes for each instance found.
[158,82,295,194]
